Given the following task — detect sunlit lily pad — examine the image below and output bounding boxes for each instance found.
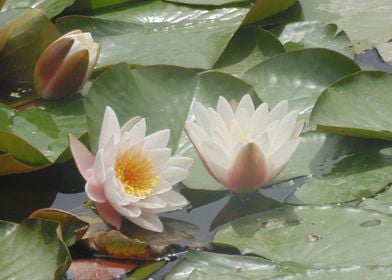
[360,186,392,215]
[214,205,392,267]
[1,0,74,18]
[241,48,360,123]
[214,26,285,76]
[56,0,249,69]
[310,71,392,141]
[273,21,353,58]
[165,0,249,5]
[0,219,70,280]
[275,132,392,204]
[299,0,392,53]
[242,0,297,25]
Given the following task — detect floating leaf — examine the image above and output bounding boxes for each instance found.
[377,42,392,65]
[166,251,281,280]
[214,26,285,76]
[241,48,360,123]
[29,208,89,247]
[0,219,70,280]
[242,0,297,25]
[299,0,392,53]
[1,0,75,18]
[0,153,48,175]
[310,71,392,140]
[0,9,60,83]
[165,0,249,5]
[273,21,353,58]
[214,205,392,267]
[56,1,249,69]
[275,132,392,204]
[360,186,392,215]
[126,261,165,280]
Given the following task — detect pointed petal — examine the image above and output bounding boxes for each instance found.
[228,143,268,193]
[85,177,106,203]
[217,96,235,126]
[149,148,171,170]
[135,196,167,209]
[269,100,288,122]
[271,110,299,152]
[95,202,122,230]
[236,94,255,116]
[167,156,193,170]
[69,134,94,181]
[250,102,269,133]
[201,141,231,168]
[105,171,139,205]
[269,138,301,176]
[120,116,142,134]
[291,119,305,139]
[126,211,164,232]
[163,166,189,185]
[194,102,210,130]
[112,204,141,218]
[185,122,209,149]
[99,106,120,150]
[155,191,189,212]
[143,129,170,151]
[94,150,106,184]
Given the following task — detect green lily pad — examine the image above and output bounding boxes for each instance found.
[165,0,249,5]
[126,261,165,280]
[214,26,285,76]
[1,0,75,18]
[214,205,392,267]
[0,153,49,175]
[56,0,249,69]
[299,0,392,53]
[0,219,70,280]
[242,0,297,25]
[0,96,87,173]
[166,251,282,280]
[376,42,392,65]
[241,48,360,123]
[276,132,392,205]
[310,71,392,141]
[273,21,353,58]
[0,9,60,83]
[360,186,392,215]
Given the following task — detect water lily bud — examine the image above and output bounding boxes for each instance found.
[185,94,304,193]
[34,30,100,100]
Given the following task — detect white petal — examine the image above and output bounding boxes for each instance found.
[291,119,305,139]
[250,102,269,134]
[124,118,146,146]
[237,94,255,116]
[104,170,139,206]
[217,96,235,126]
[153,191,189,213]
[163,166,189,185]
[201,141,231,168]
[184,122,209,151]
[167,156,193,170]
[149,148,171,170]
[207,159,230,187]
[269,100,288,122]
[228,142,268,192]
[120,116,142,134]
[112,203,141,218]
[85,177,106,203]
[271,110,299,152]
[94,150,106,184]
[126,210,164,232]
[134,196,167,209]
[99,106,120,150]
[194,102,210,130]
[143,129,170,151]
[153,178,173,194]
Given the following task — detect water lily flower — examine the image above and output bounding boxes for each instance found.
[34,30,100,100]
[69,107,192,232]
[185,94,304,193]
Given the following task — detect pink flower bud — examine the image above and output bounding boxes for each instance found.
[34,30,100,100]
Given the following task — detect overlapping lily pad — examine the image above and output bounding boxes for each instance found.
[0,219,70,280]
[273,21,353,58]
[275,132,392,204]
[56,0,250,69]
[360,186,392,215]
[299,0,392,53]
[241,48,360,123]
[1,0,74,18]
[214,205,392,267]
[310,71,392,140]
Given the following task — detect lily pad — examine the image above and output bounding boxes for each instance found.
[241,48,360,123]
[310,71,392,140]
[0,153,48,175]
[242,0,297,25]
[165,0,249,5]
[0,96,87,174]
[166,251,281,280]
[377,42,392,65]
[214,26,285,76]
[0,219,70,280]
[1,0,74,18]
[359,186,392,215]
[56,0,249,69]
[275,132,392,205]
[214,205,392,267]
[273,21,353,58]
[299,0,392,53]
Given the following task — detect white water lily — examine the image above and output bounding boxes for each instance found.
[185,94,304,193]
[69,107,192,232]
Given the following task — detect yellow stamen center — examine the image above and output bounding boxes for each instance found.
[115,150,159,197]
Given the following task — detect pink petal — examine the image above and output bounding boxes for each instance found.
[99,106,120,150]
[228,143,268,193]
[95,202,122,230]
[85,177,106,203]
[126,210,164,232]
[69,134,94,181]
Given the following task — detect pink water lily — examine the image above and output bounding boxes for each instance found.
[185,94,304,193]
[69,107,192,232]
